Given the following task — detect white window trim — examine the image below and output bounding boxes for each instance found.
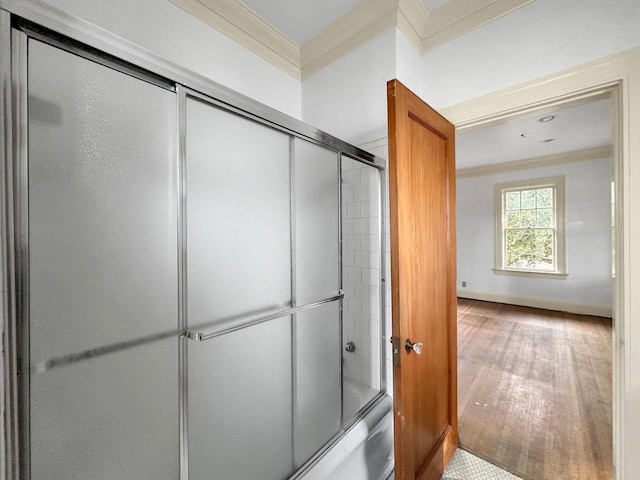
[494,176,567,278]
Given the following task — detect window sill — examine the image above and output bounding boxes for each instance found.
[493,268,569,279]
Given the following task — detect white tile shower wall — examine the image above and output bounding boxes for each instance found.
[342,158,381,390]
[356,140,393,397]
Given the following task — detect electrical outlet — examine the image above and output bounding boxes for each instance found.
[461,281,467,287]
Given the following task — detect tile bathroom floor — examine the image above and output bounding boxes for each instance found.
[385,449,522,480]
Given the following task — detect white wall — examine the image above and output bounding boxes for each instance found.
[302,29,396,146]
[36,0,302,118]
[303,0,640,143]
[302,0,640,148]
[302,28,425,146]
[457,158,612,309]
[395,29,423,100]
[420,0,640,109]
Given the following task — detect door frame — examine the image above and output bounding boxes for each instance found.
[440,46,640,480]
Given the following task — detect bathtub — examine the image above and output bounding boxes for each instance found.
[300,381,394,480]
[343,377,380,421]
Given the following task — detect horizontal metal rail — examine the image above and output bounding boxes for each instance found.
[185,292,344,342]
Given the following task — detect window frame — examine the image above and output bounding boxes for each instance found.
[493,176,568,278]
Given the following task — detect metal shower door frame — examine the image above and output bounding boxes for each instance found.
[0,3,389,479]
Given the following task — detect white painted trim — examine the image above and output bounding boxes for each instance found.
[457,289,612,318]
[443,45,640,480]
[171,0,532,79]
[452,91,613,134]
[397,0,432,51]
[169,0,301,78]
[493,175,567,275]
[440,48,640,128]
[301,0,398,79]
[421,0,533,51]
[492,268,569,279]
[456,145,612,178]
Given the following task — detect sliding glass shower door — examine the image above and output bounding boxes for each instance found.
[184,95,342,479]
[26,39,180,479]
[14,24,385,480]
[340,157,383,420]
[185,96,295,479]
[292,138,341,467]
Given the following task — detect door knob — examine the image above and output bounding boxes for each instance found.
[405,339,423,355]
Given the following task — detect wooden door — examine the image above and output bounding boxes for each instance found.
[387,79,458,480]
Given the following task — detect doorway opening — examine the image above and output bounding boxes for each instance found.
[452,84,620,479]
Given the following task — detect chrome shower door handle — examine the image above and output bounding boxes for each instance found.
[405,339,423,355]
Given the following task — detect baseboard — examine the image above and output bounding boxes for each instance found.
[457,289,612,318]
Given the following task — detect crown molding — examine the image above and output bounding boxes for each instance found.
[456,145,612,178]
[170,0,533,80]
[301,0,399,79]
[421,0,534,51]
[397,0,432,51]
[169,0,301,78]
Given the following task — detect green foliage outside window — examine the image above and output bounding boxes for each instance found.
[504,187,554,270]
[506,229,553,268]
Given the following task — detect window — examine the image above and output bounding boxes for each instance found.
[494,176,566,277]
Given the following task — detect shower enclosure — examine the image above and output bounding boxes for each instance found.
[1,6,392,480]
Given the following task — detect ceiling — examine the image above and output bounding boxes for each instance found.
[213,1,611,168]
[242,0,447,44]
[456,99,611,170]
[241,0,362,44]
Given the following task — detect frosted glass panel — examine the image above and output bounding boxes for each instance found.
[30,338,179,480]
[293,301,341,467]
[294,139,340,304]
[341,157,382,420]
[28,40,178,361]
[186,97,292,327]
[27,40,178,478]
[188,318,293,480]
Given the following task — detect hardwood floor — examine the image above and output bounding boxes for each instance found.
[457,298,612,480]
